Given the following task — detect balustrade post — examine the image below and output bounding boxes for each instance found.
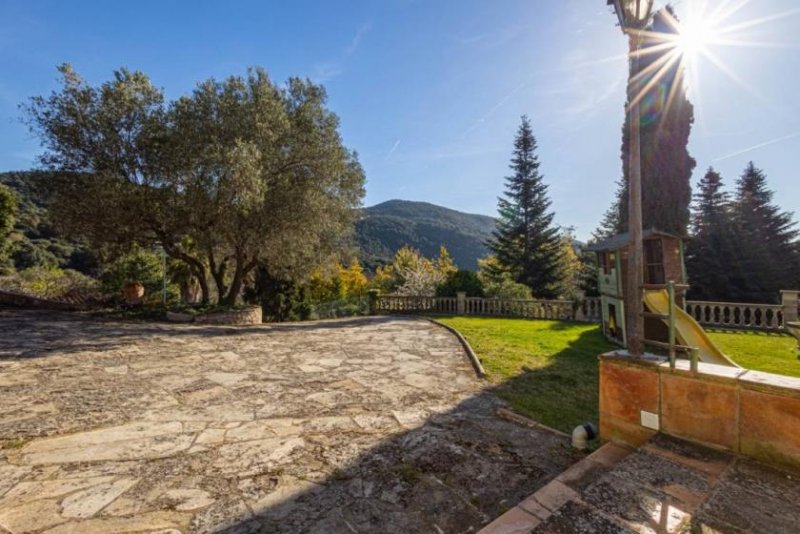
[456,292,466,315]
[781,290,799,325]
[574,297,585,322]
[367,289,380,315]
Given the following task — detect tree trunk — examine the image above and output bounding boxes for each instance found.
[160,242,210,305]
[195,273,210,305]
[208,251,228,304]
[221,258,257,306]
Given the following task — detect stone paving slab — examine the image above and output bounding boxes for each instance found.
[482,433,800,534]
[0,310,576,533]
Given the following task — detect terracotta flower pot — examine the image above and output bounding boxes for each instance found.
[122,282,145,305]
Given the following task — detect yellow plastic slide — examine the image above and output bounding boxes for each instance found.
[643,289,740,367]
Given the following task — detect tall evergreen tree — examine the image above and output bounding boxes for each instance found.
[731,162,799,302]
[591,178,625,242]
[488,116,562,298]
[685,168,744,300]
[597,6,696,237]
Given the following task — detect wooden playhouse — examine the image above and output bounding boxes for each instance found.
[587,229,687,346]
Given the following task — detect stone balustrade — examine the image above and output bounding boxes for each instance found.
[685,300,784,330]
[374,293,601,323]
[686,290,799,331]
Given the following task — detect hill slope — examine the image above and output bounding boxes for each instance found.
[356,200,496,270]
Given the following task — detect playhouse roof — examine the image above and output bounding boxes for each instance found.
[585,229,681,252]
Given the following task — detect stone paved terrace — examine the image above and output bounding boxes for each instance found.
[484,434,800,533]
[0,309,577,533]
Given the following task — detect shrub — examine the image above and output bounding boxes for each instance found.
[2,266,99,299]
[246,268,313,322]
[483,278,532,300]
[101,247,164,296]
[11,239,59,270]
[477,255,532,299]
[312,296,368,319]
[436,270,484,297]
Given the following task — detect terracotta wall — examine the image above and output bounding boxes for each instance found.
[599,353,800,470]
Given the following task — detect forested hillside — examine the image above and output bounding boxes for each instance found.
[356,200,495,270]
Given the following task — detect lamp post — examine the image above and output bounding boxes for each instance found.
[607,0,653,356]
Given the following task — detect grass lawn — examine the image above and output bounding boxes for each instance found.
[436,316,800,434]
[707,328,800,377]
[435,316,615,434]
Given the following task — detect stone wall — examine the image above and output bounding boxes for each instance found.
[0,290,84,311]
[599,352,800,471]
[193,306,262,325]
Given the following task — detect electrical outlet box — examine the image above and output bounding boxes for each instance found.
[640,410,660,430]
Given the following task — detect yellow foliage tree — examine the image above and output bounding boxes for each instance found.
[307,258,368,302]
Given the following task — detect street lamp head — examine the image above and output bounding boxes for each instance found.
[607,0,653,30]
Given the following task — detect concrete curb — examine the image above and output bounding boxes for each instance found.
[425,317,487,379]
[495,407,570,439]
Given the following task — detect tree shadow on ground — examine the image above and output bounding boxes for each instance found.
[0,308,400,361]
[0,308,596,532]
[201,324,609,532]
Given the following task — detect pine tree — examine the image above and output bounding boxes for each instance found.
[732,162,799,302]
[488,116,562,298]
[591,178,625,241]
[685,168,744,300]
[598,7,696,237]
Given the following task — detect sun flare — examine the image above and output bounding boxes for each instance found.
[617,0,800,112]
[676,17,715,61]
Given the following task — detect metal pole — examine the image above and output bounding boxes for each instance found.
[627,32,645,357]
[668,281,676,368]
[690,347,699,374]
[162,246,167,306]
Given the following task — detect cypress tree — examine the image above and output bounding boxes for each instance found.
[488,116,562,298]
[732,162,799,302]
[600,6,696,237]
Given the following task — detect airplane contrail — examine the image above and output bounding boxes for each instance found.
[712,130,800,162]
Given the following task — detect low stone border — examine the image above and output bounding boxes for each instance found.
[426,317,487,378]
[166,306,263,326]
[495,407,570,439]
[0,290,85,311]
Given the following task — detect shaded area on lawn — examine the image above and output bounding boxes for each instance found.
[434,317,615,434]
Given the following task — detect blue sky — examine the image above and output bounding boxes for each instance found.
[1,0,798,240]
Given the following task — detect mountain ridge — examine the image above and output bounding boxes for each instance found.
[355,199,496,270]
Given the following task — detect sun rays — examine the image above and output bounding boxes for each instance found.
[615,0,800,119]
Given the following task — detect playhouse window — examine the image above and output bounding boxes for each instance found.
[644,239,665,284]
[600,252,616,275]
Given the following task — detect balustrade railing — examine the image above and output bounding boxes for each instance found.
[685,300,785,331]
[374,292,796,332]
[374,294,601,323]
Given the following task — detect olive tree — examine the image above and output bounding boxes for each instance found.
[26,65,365,305]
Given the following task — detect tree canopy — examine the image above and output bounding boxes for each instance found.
[25,65,365,304]
[686,163,799,303]
[0,183,16,268]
